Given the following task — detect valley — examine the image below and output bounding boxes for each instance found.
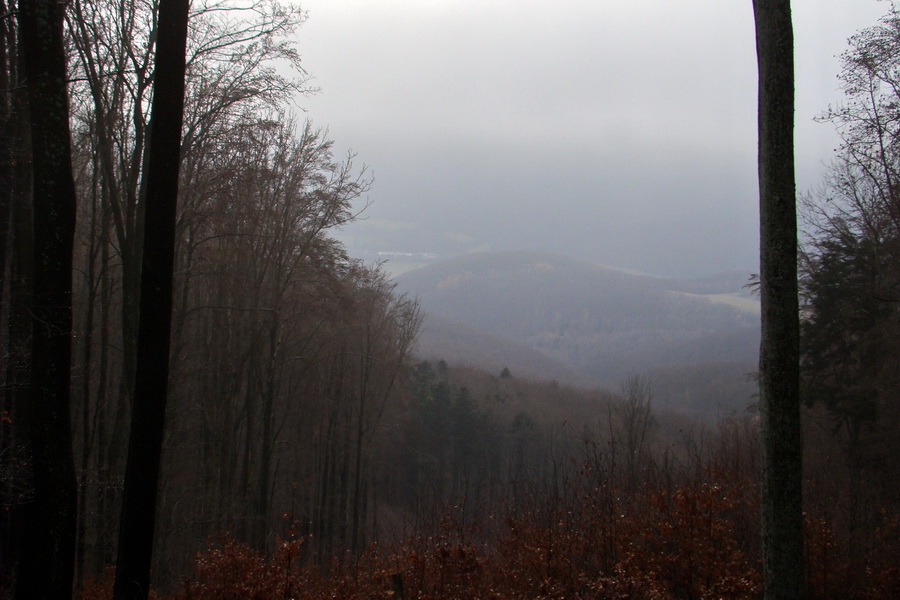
[395,250,760,421]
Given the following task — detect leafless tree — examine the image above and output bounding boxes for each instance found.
[613,372,653,488]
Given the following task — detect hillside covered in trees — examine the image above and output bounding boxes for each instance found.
[398,251,760,421]
[1,1,900,599]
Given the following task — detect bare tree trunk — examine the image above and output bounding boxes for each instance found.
[16,0,79,596]
[253,314,281,549]
[113,0,189,597]
[0,0,13,318]
[75,148,111,588]
[3,166,31,594]
[96,229,115,572]
[752,1,804,598]
[0,4,24,590]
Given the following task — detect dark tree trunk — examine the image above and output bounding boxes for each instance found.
[752,1,804,598]
[112,0,190,598]
[0,0,13,314]
[0,3,22,590]
[16,0,79,597]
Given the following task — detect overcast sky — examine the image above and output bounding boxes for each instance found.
[294,0,887,278]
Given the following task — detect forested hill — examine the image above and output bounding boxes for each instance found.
[395,251,760,414]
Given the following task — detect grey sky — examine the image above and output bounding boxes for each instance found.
[295,0,886,277]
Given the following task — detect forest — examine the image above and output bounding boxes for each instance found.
[1,0,899,599]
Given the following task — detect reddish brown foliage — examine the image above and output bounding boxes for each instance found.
[157,469,897,600]
[77,568,162,600]
[67,426,896,600]
[165,476,765,600]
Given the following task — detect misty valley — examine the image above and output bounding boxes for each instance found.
[3,1,900,599]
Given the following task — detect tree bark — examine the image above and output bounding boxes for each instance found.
[16,0,79,597]
[112,0,190,598]
[752,1,804,598]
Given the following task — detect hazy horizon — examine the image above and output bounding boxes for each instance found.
[296,0,886,278]
[374,248,756,281]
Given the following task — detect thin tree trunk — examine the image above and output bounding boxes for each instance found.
[113,0,190,597]
[76,152,105,589]
[752,1,804,598]
[254,314,281,549]
[96,221,114,572]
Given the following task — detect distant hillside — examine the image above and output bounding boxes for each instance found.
[396,251,759,385]
[648,361,758,423]
[415,313,602,388]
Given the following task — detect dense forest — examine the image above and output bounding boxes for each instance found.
[1,0,899,599]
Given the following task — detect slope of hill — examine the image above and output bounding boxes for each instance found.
[414,313,603,388]
[396,251,759,387]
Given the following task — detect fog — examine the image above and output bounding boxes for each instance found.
[296,0,885,277]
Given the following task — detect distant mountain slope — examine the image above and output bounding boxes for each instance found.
[415,313,601,388]
[396,251,759,385]
[648,361,758,422]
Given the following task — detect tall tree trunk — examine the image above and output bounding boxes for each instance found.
[16,0,79,597]
[4,162,32,595]
[0,0,13,319]
[253,314,281,549]
[76,154,105,589]
[752,1,804,598]
[96,225,115,572]
[0,3,23,591]
[113,0,190,597]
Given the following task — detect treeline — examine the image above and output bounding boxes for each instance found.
[1,0,423,592]
[74,361,900,598]
[798,4,900,495]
